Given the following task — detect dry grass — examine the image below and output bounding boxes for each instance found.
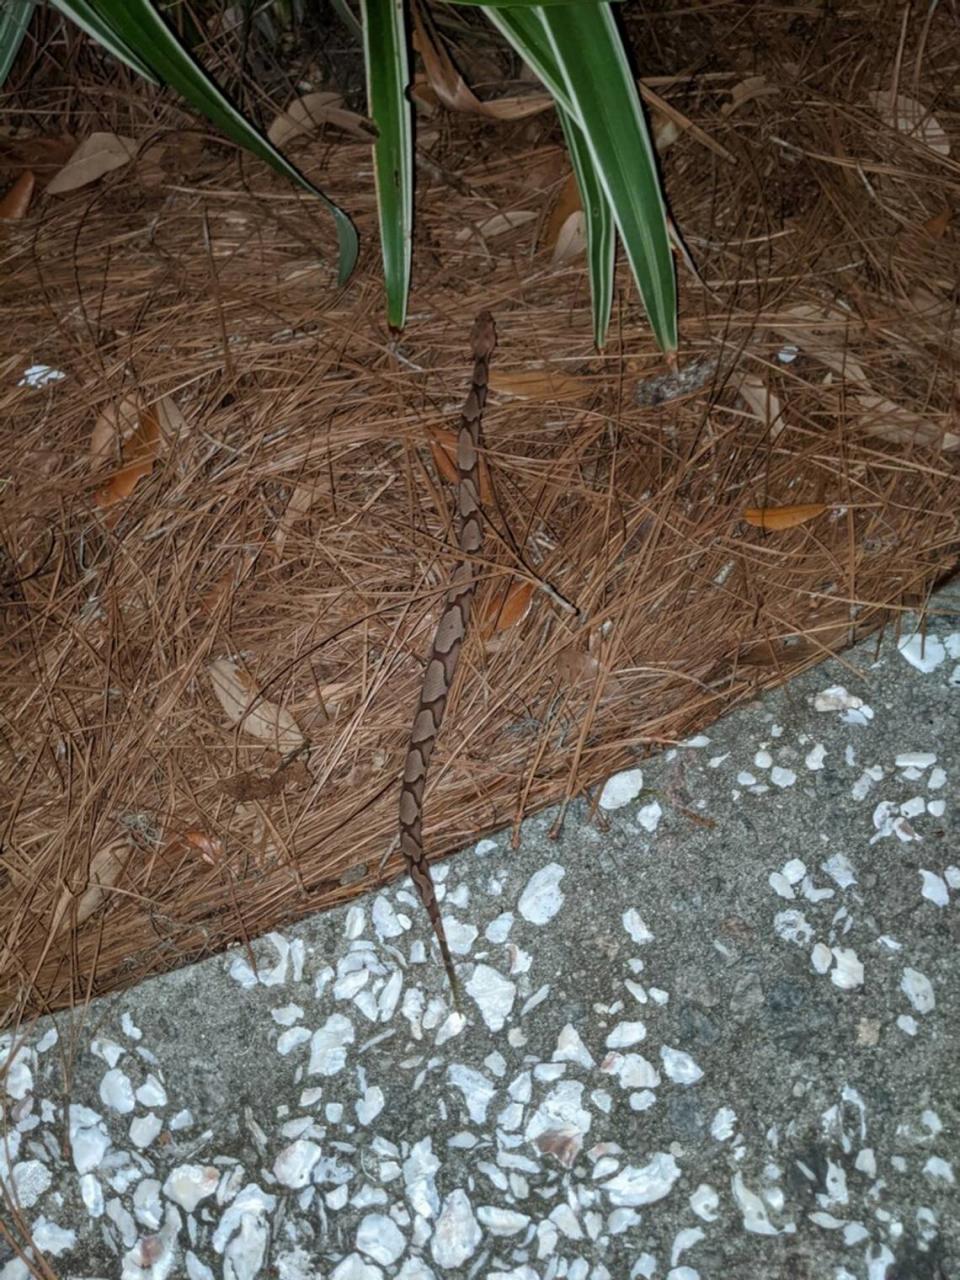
[1,3,958,1029]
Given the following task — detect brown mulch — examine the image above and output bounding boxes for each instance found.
[1,3,958,1026]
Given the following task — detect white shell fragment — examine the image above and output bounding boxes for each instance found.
[163,1164,219,1212]
[830,948,864,990]
[599,768,644,810]
[518,863,566,924]
[901,968,935,1014]
[602,1153,681,1206]
[431,1189,482,1269]
[660,1046,703,1085]
[897,632,946,673]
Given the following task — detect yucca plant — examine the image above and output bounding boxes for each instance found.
[1,0,677,351]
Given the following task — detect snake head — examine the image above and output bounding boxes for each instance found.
[470,311,497,359]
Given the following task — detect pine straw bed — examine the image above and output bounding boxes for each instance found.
[1,6,959,1025]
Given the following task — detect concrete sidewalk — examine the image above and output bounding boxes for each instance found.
[2,595,958,1280]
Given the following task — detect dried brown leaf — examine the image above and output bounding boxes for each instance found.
[182,830,224,865]
[556,647,599,684]
[773,307,958,449]
[481,577,534,636]
[0,134,77,183]
[208,659,306,753]
[267,92,373,146]
[652,116,681,152]
[89,393,143,466]
[153,394,189,440]
[551,211,587,265]
[455,210,538,243]
[274,484,316,557]
[906,287,956,326]
[428,429,494,503]
[854,395,960,451]
[920,207,951,239]
[46,132,138,194]
[743,504,827,530]
[489,367,584,401]
[867,90,949,156]
[770,305,871,385]
[0,171,35,219]
[638,82,735,163]
[736,374,787,438]
[52,837,132,935]
[412,8,551,120]
[542,171,581,252]
[137,130,208,188]
[95,406,161,509]
[722,75,776,116]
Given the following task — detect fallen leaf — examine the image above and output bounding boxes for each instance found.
[182,830,224,865]
[722,75,777,116]
[771,305,959,450]
[489,367,584,401]
[867,90,949,156]
[906,286,955,325]
[854,395,959,451]
[274,483,316,557]
[743,504,827,530]
[90,393,143,466]
[0,134,77,184]
[481,577,534,636]
[551,210,587,265]
[411,72,440,113]
[46,132,138,194]
[637,82,736,163]
[428,428,494,503]
[52,837,132,935]
[412,7,551,120]
[542,171,581,251]
[769,305,872,385]
[200,567,236,616]
[653,116,681,152]
[208,659,306,753]
[154,393,189,440]
[137,130,208,188]
[556,648,599,684]
[920,207,951,239]
[267,91,373,146]
[306,680,351,719]
[95,405,161,509]
[736,374,787,438]
[0,171,35,219]
[455,210,538,243]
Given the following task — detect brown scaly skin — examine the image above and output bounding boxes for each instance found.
[399,312,496,1009]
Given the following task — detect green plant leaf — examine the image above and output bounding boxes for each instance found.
[359,0,412,329]
[329,0,364,41]
[446,0,627,6]
[557,106,614,348]
[485,6,613,345]
[538,4,676,351]
[50,0,160,82]
[483,5,572,113]
[0,0,34,89]
[55,0,358,283]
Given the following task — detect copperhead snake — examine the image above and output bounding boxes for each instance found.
[399,311,496,1007]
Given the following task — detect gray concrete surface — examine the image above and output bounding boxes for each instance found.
[2,594,959,1280]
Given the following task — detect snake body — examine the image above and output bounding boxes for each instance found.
[399,311,496,1005]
